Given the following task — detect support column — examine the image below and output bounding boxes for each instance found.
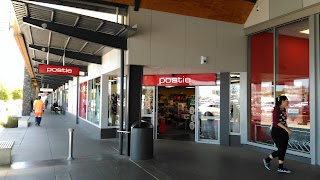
[309,14,320,165]
[220,72,230,146]
[126,65,143,156]
[100,74,109,129]
[62,85,66,115]
[22,66,36,116]
[76,77,79,124]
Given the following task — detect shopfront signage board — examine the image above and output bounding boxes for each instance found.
[38,64,80,76]
[143,74,216,86]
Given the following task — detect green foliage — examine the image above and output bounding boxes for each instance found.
[11,88,22,100]
[0,83,9,101]
[0,122,5,128]
[1,116,18,128]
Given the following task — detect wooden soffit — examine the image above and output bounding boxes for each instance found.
[104,0,254,24]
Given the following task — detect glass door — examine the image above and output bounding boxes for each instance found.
[195,86,220,144]
[141,86,157,138]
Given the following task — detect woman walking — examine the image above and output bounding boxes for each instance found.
[263,95,293,173]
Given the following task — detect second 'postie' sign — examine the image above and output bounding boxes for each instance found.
[38,64,80,76]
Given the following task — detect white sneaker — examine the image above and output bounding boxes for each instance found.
[263,159,270,170]
[277,167,291,173]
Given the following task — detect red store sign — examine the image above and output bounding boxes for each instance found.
[38,64,80,76]
[143,74,216,86]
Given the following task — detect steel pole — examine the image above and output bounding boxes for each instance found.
[67,128,74,160]
[119,50,125,155]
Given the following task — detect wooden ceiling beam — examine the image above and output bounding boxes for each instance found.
[13,18,39,93]
[103,0,255,24]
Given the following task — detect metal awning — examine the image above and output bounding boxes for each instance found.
[11,0,136,90]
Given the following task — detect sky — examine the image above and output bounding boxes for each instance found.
[0,0,24,90]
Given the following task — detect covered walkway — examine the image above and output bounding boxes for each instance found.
[0,111,319,179]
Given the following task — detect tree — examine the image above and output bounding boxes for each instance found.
[11,88,22,100]
[0,83,9,101]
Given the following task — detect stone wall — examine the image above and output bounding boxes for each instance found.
[22,67,36,116]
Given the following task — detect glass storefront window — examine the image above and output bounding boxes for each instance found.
[87,77,101,125]
[249,30,274,145]
[198,85,220,141]
[108,76,126,126]
[79,82,87,119]
[65,89,68,112]
[230,73,240,133]
[142,86,154,115]
[277,19,310,153]
[249,19,310,154]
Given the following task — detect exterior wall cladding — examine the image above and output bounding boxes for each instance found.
[22,67,36,116]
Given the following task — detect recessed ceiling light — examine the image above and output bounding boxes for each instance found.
[185,86,195,88]
[300,29,309,34]
[165,86,174,88]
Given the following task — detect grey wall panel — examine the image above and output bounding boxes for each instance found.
[150,11,186,67]
[216,21,246,72]
[270,0,303,19]
[185,16,217,69]
[230,135,241,147]
[303,0,320,7]
[127,9,246,72]
[101,128,117,138]
[128,7,151,66]
[244,0,270,28]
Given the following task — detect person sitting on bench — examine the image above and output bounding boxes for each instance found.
[53,102,59,113]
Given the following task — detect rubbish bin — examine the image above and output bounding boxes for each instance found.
[130,120,153,160]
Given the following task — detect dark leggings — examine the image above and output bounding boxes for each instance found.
[271,127,289,161]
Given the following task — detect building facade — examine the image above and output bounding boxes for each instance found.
[50,1,320,166]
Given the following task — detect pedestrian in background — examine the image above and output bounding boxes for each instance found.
[263,95,293,173]
[33,96,44,126]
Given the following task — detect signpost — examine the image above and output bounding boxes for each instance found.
[38,64,80,76]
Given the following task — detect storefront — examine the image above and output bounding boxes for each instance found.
[248,18,311,157]
[141,73,241,144]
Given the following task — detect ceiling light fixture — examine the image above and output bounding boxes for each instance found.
[185,86,195,89]
[300,29,309,34]
[165,86,174,88]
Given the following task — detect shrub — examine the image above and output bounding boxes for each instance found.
[0,121,5,128]
[5,116,18,128]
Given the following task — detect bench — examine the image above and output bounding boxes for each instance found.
[18,116,30,128]
[0,141,14,165]
[51,106,63,114]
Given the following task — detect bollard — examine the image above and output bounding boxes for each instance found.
[67,128,74,160]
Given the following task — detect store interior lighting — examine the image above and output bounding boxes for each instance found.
[185,86,195,88]
[165,86,175,88]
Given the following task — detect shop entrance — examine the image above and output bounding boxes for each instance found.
[157,86,195,141]
[141,74,217,142]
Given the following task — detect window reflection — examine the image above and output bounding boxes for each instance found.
[230,73,240,133]
[198,85,220,141]
[79,82,87,119]
[249,19,310,154]
[87,77,101,125]
[277,19,310,153]
[108,76,126,126]
[250,30,274,146]
[142,86,154,115]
